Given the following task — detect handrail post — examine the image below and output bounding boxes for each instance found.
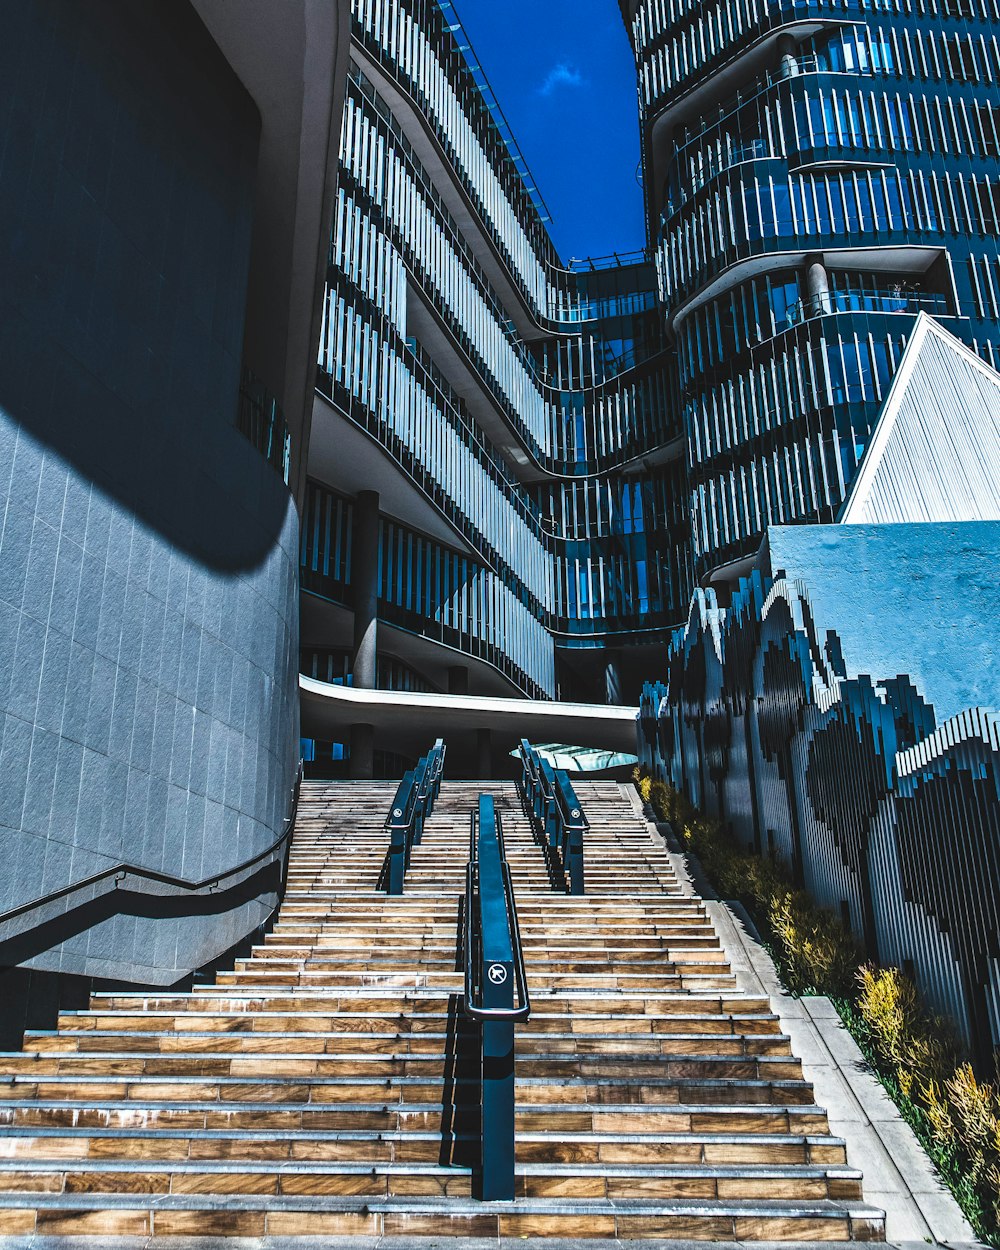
[386,767,414,896]
[554,769,588,896]
[565,821,585,895]
[413,758,428,845]
[389,765,418,892]
[555,772,586,897]
[387,823,407,895]
[544,792,558,847]
[477,795,516,1202]
[383,741,446,895]
[519,737,533,796]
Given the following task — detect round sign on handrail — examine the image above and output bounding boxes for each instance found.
[571,808,581,819]
[393,807,403,818]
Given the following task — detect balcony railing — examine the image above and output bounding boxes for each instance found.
[672,57,870,173]
[786,288,950,325]
[641,0,874,116]
[666,139,769,216]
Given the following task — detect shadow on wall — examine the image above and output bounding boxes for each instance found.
[0,0,288,573]
[639,525,1000,1068]
[0,0,302,988]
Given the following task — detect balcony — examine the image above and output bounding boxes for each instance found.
[786,287,951,325]
[640,0,868,131]
[663,57,881,219]
[665,140,769,218]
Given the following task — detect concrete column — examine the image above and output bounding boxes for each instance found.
[476,729,492,780]
[351,490,379,691]
[777,32,799,78]
[448,666,469,696]
[804,254,831,317]
[350,723,375,781]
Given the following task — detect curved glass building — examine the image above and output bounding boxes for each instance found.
[621,0,1000,581]
[302,0,692,771]
[302,0,1000,774]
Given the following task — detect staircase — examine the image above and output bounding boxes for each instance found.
[0,779,885,1240]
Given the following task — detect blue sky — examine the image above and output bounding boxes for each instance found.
[453,0,646,262]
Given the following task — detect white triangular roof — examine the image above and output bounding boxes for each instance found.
[840,312,1000,524]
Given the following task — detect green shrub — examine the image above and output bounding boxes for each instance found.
[855,965,957,1098]
[853,971,999,1236]
[767,890,861,997]
[633,768,859,996]
[944,1063,1000,1225]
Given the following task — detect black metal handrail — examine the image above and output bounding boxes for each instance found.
[0,761,304,942]
[385,739,446,894]
[461,793,530,1203]
[518,740,588,895]
[462,797,531,1024]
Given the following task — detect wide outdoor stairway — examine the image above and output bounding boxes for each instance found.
[0,779,885,1240]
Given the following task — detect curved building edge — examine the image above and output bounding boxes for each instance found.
[0,0,350,988]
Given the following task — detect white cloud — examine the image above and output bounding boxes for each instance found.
[538,62,585,96]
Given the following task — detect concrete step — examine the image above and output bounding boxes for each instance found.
[0,1191,888,1240]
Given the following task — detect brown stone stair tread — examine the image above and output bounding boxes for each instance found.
[0,1190,888,1222]
[3,1049,802,1067]
[0,1074,816,1099]
[0,1125,849,1145]
[0,1158,862,1178]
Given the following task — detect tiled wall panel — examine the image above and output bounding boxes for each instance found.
[0,0,300,982]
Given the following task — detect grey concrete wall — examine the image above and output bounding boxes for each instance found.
[0,0,300,982]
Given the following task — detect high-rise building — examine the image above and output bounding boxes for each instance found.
[620,0,1000,583]
[621,0,1000,1061]
[300,1,692,776]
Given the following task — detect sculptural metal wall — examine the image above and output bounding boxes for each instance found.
[639,523,1000,1063]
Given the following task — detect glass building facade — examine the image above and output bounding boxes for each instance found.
[307,0,1000,735]
[621,0,1000,580]
[305,0,692,715]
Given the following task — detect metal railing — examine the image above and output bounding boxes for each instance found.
[786,287,950,325]
[667,138,768,215]
[462,793,530,1201]
[665,44,894,217]
[566,248,650,272]
[519,740,589,896]
[0,761,304,962]
[384,739,446,895]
